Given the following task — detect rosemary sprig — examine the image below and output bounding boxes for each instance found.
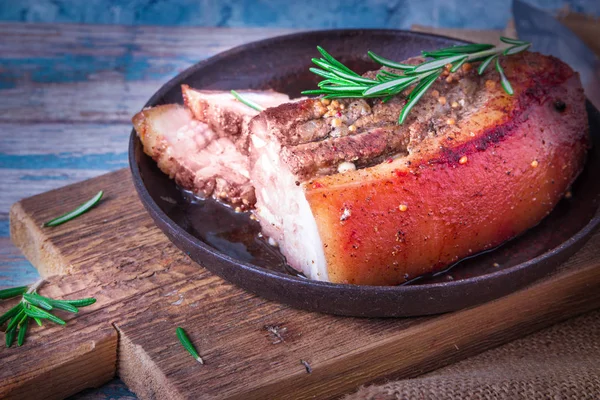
[176,326,204,364]
[302,37,531,124]
[1,279,96,348]
[230,90,264,112]
[0,286,27,299]
[43,190,104,227]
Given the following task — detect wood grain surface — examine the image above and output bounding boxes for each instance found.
[3,168,600,399]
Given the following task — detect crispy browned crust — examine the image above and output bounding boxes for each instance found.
[303,52,589,285]
[182,85,247,140]
[251,52,568,182]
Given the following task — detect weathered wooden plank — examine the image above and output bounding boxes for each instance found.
[4,1,598,31]
[0,169,113,215]
[0,314,118,400]
[0,123,130,155]
[6,168,600,399]
[0,23,297,61]
[0,81,160,124]
[0,24,297,123]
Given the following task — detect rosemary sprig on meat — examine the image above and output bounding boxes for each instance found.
[0,279,96,347]
[302,37,531,124]
[230,90,264,112]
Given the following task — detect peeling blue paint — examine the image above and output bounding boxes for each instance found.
[0,80,16,89]
[0,222,41,291]
[0,220,9,237]
[0,260,40,287]
[0,153,128,170]
[0,0,598,29]
[69,378,137,400]
[19,174,71,181]
[0,51,193,87]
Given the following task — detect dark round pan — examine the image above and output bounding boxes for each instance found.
[129,29,600,317]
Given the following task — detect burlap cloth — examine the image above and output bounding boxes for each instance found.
[346,309,600,399]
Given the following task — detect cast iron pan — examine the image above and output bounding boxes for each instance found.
[129,29,600,317]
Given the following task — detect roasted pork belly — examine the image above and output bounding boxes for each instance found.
[182,85,290,152]
[133,88,290,207]
[249,52,589,285]
[132,104,255,206]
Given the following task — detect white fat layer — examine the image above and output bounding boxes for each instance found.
[253,139,328,281]
[154,108,249,184]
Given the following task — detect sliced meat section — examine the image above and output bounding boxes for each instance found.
[249,52,589,284]
[182,85,289,152]
[133,104,255,207]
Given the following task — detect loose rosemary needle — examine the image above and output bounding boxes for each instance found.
[230,90,264,112]
[303,37,531,124]
[1,279,97,348]
[176,326,204,364]
[43,190,104,227]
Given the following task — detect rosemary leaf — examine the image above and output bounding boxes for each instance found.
[317,79,335,87]
[17,317,29,346]
[503,43,531,56]
[450,56,469,72]
[17,312,28,327]
[5,326,16,348]
[23,293,54,311]
[423,43,495,56]
[177,327,204,364]
[0,286,28,300]
[319,79,358,88]
[310,57,337,72]
[317,46,360,77]
[379,70,405,78]
[323,94,385,99]
[326,69,376,85]
[309,68,355,85]
[319,85,370,93]
[399,72,441,124]
[309,67,337,80]
[62,298,96,307]
[500,36,528,45]
[0,303,23,326]
[33,294,80,312]
[363,76,417,96]
[310,58,375,84]
[478,55,497,75]
[48,301,79,313]
[33,317,43,327]
[43,190,104,227]
[420,52,454,59]
[367,51,415,70]
[6,309,25,332]
[23,305,66,325]
[411,54,467,74]
[496,58,514,95]
[301,89,329,95]
[230,90,264,112]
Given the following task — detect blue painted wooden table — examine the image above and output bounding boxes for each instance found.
[0,22,298,399]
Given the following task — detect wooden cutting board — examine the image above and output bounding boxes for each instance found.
[2,168,600,400]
